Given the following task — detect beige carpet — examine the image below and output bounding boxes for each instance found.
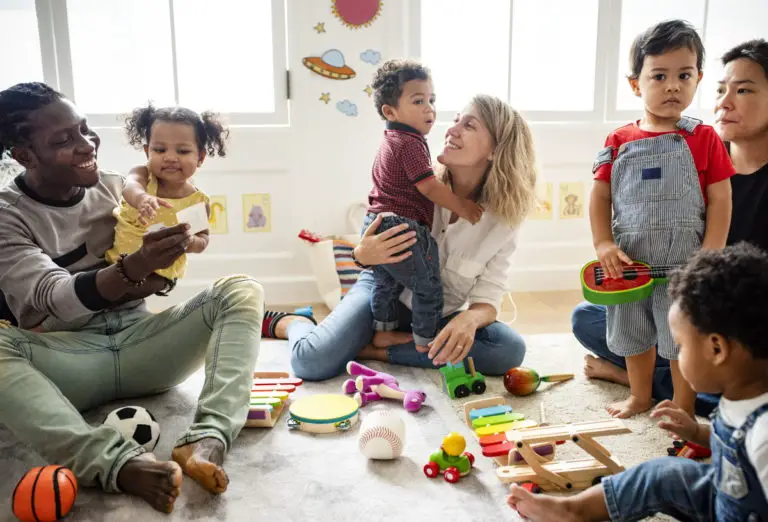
[1,334,683,521]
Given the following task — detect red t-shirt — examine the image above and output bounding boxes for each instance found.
[594,121,735,203]
[367,122,435,227]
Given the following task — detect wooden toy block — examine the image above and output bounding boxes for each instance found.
[246,372,303,428]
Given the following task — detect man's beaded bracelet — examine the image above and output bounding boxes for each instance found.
[116,254,146,288]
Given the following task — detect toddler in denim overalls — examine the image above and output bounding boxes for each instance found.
[588,20,733,419]
[508,243,768,521]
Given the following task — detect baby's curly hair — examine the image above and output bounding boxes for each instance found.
[124,103,229,157]
[371,59,431,119]
[668,242,768,359]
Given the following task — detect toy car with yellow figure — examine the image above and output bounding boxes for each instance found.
[423,432,475,483]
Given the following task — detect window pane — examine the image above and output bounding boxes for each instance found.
[67,0,175,114]
[699,0,768,111]
[0,0,43,89]
[421,0,510,112]
[616,0,705,111]
[174,0,274,113]
[510,0,599,111]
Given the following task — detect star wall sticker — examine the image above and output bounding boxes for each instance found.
[313,22,326,33]
[319,92,331,104]
[363,85,373,97]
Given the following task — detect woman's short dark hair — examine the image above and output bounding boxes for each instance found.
[629,19,704,79]
[721,39,768,80]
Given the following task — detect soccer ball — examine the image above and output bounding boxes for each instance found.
[104,406,161,451]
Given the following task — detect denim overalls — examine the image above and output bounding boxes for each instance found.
[710,404,768,521]
[602,403,768,521]
[592,117,705,360]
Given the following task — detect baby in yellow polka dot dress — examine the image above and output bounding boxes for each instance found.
[105,103,229,292]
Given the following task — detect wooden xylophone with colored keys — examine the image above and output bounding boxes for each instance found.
[247,372,304,428]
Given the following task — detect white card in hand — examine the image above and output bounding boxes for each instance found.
[176,202,209,235]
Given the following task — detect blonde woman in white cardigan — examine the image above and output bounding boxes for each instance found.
[271,94,538,380]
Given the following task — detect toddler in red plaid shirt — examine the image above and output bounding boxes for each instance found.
[362,59,483,351]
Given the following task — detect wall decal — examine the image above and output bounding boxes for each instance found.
[319,92,331,104]
[313,22,326,33]
[559,182,585,219]
[363,85,373,97]
[331,0,383,29]
[360,49,381,65]
[337,100,358,117]
[243,194,271,233]
[530,182,553,220]
[303,49,356,80]
[208,196,229,234]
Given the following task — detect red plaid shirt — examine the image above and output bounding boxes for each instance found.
[367,121,435,227]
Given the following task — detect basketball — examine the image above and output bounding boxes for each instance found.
[12,466,78,522]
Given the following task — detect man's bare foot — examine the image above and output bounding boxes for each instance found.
[117,454,182,513]
[584,355,630,386]
[171,438,229,494]
[357,344,388,362]
[607,394,653,418]
[507,485,581,522]
[372,330,413,348]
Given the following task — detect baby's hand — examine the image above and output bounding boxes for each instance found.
[595,240,632,279]
[650,400,701,441]
[137,194,172,226]
[458,200,484,224]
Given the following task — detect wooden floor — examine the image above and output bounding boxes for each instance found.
[272,290,583,335]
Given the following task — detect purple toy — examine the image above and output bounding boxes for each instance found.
[342,361,426,413]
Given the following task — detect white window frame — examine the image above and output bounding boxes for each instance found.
[32,0,289,128]
[409,0,721,124]
[409,0,615,123]
[605,0,714,123]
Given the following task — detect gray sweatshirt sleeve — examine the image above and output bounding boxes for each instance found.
[0,214,96,322]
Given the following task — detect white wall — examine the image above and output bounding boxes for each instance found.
[90,1,671,308]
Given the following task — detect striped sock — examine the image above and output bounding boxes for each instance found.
[262,310,317,338]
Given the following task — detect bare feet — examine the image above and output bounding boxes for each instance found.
[372,330,413,348]
[171,438,229,494]
[117,454,183,513]
[507,485,580,522]
[607,394,653,418]
[584,355,630,386]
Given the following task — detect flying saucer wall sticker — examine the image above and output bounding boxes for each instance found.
[302,49,356,80]
[331,0,383,29]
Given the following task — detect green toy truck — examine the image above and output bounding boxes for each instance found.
[439,356,486,398]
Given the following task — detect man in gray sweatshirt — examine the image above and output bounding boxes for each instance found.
[0,82,264,513]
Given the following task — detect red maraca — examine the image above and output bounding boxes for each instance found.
[503,367,574,396]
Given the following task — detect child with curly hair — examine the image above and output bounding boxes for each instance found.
[360,59,483,352]
[105,104,228,291]
[508,242,768,521]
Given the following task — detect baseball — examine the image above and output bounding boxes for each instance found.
[358,410,406,460]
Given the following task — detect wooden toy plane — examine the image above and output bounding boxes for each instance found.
[247,372,304,428]
[495,419,631,491]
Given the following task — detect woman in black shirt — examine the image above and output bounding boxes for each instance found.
[572,39,768,416]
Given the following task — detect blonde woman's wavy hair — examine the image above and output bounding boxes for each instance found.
[437,94,538,228]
